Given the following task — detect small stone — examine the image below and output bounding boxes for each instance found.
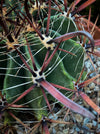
[77,101,82,105]
[85,61,91,68]
[90,64,97,71]
[92,110,98,115]
[90,55,95,62]
[97,124,100,130]
[97,57,100,60]
[98,67,100,73]
[50,123,58,129]
[73,132,78,134]
[89,72,97,77]
[94,86,99,91]
[75,127,80,132]
[69,128,74,133]
[97,48,100,51]
[51,125,59,134]
[63,128,69,134]
[84,118,90,125]
[17,131,23,134]
[86,123,93,129]
[57,131,63,134]
[49,113,58,120]
[89,83,95,89]
[82,125,90,131]
[52,128,56,134]
[86,90,92,94]
[92,120,97,127]
[59,123,65,128]
[87,68,91,74]
[75,114,83,122]
[96,61,100,67]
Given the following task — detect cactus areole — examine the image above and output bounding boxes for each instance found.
[40,34,56,50]
[32,69,45,87]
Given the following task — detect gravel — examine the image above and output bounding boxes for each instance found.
[47,49,100,134]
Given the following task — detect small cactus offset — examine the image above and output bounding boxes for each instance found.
[0,0,100,133]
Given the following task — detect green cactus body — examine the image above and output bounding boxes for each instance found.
[0,44,7,89]
[2,3,85,120]
[42,14,84,78]
[59,40,84,79]
[3,49,26,104]
[43,14,77,35]
[24,45,48,120]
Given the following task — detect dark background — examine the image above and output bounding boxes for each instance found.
[68,0,100,26]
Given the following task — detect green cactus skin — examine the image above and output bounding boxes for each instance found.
[59,39,84,79]
[0,44,7,89]
[3,48,26,104]
[2,4,85,120]
[24,45,48,120]
[43,14,77,35]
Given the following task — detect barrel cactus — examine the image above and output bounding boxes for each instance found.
[0,0,100,133]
